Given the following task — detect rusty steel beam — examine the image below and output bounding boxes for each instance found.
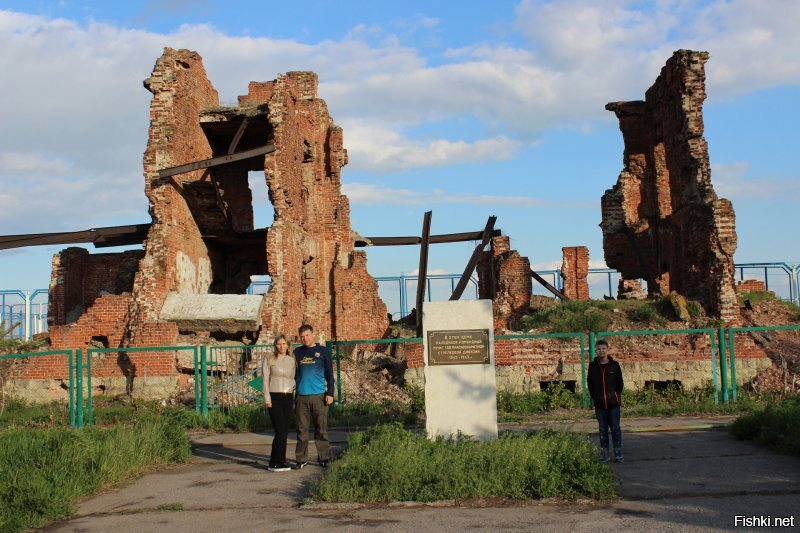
[355,229,501,247]
[531,269,569,301]
[0,224,151,251]
[450,216,497,301]
[157,143,275,178]
[415,211,433,335]
[227,117,249,155]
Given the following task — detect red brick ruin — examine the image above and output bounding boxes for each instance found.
[561,246,590,301]
[48,48,388,355]
[601,50,739,323]
[477,236,532,332]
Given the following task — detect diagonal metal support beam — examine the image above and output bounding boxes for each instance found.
[227,118,249,155]
[450,216,497,301]
[157,143,275,179]
[531,270,569,301]
[415,211,433,336]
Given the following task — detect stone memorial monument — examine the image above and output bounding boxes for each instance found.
[422,300,498,441]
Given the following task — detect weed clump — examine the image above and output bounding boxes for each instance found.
[0,415,191,532]
[311,423,614,502]
[730,395,800,456]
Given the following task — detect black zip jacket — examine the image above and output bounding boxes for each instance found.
[587,356,624,409]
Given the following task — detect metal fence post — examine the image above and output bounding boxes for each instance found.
[200,345,208,419]
[68,350,76,428]
[727,328,738,401]
[328,340,342,405]
[709,330,719,404]
[579,334,589,408]
[194,346,200,412]
[87,349,93,425]
[76,348,84,428]
[588,331,596,362]
[717,328,729,404]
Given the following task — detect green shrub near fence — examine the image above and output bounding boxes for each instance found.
[730,395,800,456]
[311,423,614,502]
[0,414,191,533]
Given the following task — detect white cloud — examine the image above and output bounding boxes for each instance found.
[341,120,522,172]
[1,2,798,235]
[407,267,449,276]
[343,182,589,208]
[713,161,800,201]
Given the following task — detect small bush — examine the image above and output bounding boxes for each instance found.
[730,395,800,456]
[626,302,666,324]
[310,424,614,502]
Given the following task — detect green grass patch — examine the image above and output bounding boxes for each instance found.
[157,502,185,511]
[0,414,191,533]
[730,395,800,456]
[311,424,614,502]
[521,300,614,333]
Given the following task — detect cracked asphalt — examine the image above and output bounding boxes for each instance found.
[41,416,800,532]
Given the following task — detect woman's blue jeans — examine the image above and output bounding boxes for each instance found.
[595,405,622,450]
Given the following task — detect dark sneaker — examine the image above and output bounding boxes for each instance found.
[599,449,610,463]
[278,461,294,470]
[318,460,329,468]
[291,461,308,470]
[614,449,624,463]
[268,463,291,472]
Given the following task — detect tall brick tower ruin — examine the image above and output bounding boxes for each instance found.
[48,48,388,357]
[601,50,738,323]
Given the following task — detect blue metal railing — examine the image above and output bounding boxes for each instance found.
[5,261,799,338]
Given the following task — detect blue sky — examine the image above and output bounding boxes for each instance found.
[1,0,799,307]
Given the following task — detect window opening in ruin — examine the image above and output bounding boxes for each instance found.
[644,380,682,391]
[90,335,109,349]
[539,380,577,393]
[248,171,272,230]
[186,109,273,296]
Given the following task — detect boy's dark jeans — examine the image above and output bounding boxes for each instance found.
[295,393,330,462]
[595,405,622,450]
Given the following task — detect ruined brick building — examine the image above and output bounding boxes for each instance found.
[601,50,739,323]
[47,48,388,359]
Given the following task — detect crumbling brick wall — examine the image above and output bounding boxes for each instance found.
[477,236,532,332]
[48,247,142,327]
[48,48,387,359]
[561,246,589,301]
[241,73,388,342]
[736,280,767,293]
[601,50,739,323]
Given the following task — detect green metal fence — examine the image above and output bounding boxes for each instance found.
[727,324,800,402]
[592,328,723,402]
[495,333,589,407]
[0,349,78,426]
[2,324,799,427]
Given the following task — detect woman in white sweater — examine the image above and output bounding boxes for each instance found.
[262,335,296,472]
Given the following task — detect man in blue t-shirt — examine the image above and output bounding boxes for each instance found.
[292,324,334,469]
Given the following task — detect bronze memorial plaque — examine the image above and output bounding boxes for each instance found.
[427,329,490,365]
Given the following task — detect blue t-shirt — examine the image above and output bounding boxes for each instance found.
[294,343,334,397]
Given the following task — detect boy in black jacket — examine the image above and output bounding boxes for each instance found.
[587,339,624,462]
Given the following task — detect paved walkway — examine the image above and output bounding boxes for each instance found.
[43,416,800,532]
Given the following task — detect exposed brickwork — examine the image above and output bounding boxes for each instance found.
[404,334,770,392]
[477,236,532,332]
[617,278,647,300]
[601,50,739,323]
[561,246,589,301]
[736,279,767,293]
[47,48,387,370]
[48,247,142,327]
[243,72,387,342]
